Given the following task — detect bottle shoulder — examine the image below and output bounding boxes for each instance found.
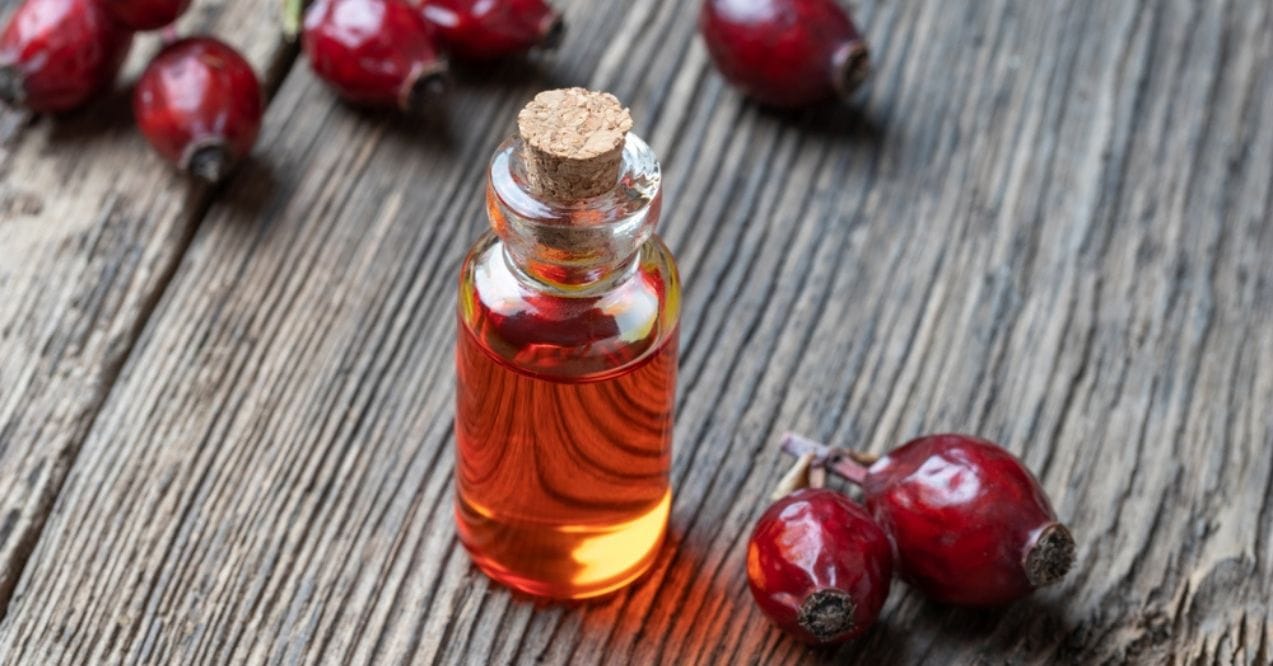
[458,232,680,381]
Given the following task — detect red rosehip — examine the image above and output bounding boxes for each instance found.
[747,488,893,645]
[699,0,869,108]
[99,0,191,31]
[133,37,262,182]
[860,434,1075,607]
[0,0,134,113]
[302,0,447,112]
[420,0,563,60]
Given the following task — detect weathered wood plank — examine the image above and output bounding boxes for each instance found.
[0,0,293,616]
[2,0,1272,663]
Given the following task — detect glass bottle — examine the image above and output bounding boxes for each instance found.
[454,89,680,600]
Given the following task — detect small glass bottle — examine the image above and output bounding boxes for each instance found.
[455,89,680,600]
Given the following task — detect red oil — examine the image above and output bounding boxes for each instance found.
[456,98,678,599]
[454,250,678,599]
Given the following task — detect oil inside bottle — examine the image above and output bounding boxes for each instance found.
[455,91,679,600]
[456,311,676,599]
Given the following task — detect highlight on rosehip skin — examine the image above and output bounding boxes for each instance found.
[747,487,894,646]
[699,0,870,108]
[302,0,448,113]
[0,0,134,113]
[133,37,263,182]
[420,0,564,60]
[782,432,1078,607]
[99,0,192,31]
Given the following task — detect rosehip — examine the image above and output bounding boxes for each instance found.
[747,488,893,645]
[699,0,869,108]
[420,0,563,60]
[862,434,1075,607]
[783,433,1078,607]
[133,37,262,182]
[303,0,447,112]
[0,0,134,113]
[99,0,191,31]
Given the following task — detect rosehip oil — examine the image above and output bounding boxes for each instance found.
[455,317,677,599]
[456,89,680,600]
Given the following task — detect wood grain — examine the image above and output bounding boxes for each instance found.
[0,0,293,617]
[1,0,1271,663]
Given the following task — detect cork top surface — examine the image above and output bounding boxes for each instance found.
[517,88,634,161]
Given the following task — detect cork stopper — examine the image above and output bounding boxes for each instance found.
[516,88,634,201]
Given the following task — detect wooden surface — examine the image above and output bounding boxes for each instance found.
[0,0,1270,663]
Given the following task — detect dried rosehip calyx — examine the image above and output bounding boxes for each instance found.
[748,484,893,645]
[783,433,1077,607]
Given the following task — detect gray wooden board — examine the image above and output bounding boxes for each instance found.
[1,0,1271,663]
[0,0,293,622]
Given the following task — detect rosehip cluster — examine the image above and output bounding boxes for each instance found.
[0,0,263,181]
[2,0,563,175]
[699,0,870,108]
[299,0,564,113]
[748,433,1076,646]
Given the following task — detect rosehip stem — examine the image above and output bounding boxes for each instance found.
[779,432,872,486]
[770,451,815,500]
[282,0,304,40]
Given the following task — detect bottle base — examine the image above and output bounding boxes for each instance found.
[455,490,670,601]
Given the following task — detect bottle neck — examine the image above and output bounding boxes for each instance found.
[500,243,642,292]
[487,134,662,292]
